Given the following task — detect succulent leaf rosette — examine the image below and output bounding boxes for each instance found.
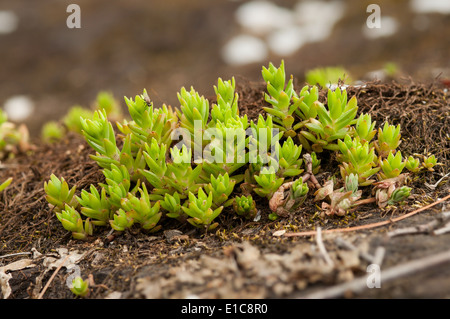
[56,204,93,240]
[253,166,284,199]
[375,122,401,158]
[274,137,304,178]
[301,87,358,152]
[262,60,302,137]
[405,156,421,173]
[337,135,380,186]
[205,173,236,208]
[378,151,406,180]
[181,188,223,231]
[44,174,78,212]
[233,195,257,220]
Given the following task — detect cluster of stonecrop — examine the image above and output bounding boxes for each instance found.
[41,91,123,144]
[44,61,440,239]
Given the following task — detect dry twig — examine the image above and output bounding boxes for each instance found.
[37,255,69,299]
[316,227,334,267]
[388,210,450,237]
[284,193,450,237]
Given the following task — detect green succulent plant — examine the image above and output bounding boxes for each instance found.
[354,113,376,143]
[161,192,185,221]
[118,90,177,147]
[63,106,95,134]
[70,276,90,298]
[138,138,168,189]
[293,85,319,153]
[100,164,131,208]
[248,114,283,154]
[378,151,406,180]
[205,173,236,208]
[284,177,309,210]
[274,136,304,177]
[405,156,421,173]
[300,87,358,152]
[81,109,120,169]
[253,166,284,199]
[44,60,438,240]
[337,135,380,186]
[76,185,111,226]
[310,151,321,175]
[162,145,203,197]
[110,208,134,232]
[44,174,78,213]
[120,184,162,231]
[262,60,303,137]
[305,66,351,88]
[200,118,249,182]
[375,122,401,158]
[181,188,223,231]
[294,85,319,126]
[233,195,257,220]
[210,77,240,125]
[56,204,93,240]
[422,154,438,171]
[41,121,65,144]
[387,186,412,206]
[176,86,209,150]
[243,153,277,188]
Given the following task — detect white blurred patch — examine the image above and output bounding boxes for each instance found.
[221,34,268,66]
[410,0,450,14]
[267,26,306,56]
[3,95,34,122]
[362,16,399,39]
[0,11,19,34]
[294,0,345,42]
[235,1,294,35]
[224,0,346,65]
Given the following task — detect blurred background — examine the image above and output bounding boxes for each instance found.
[0,0,449,137]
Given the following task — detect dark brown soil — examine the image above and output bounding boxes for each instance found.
[0,81,449,300]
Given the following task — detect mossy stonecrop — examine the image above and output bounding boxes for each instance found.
[44,174,78,212]
[233,195,257,220]
[45,60,439,239]
[262,60,303,137]
[274,136,304,178]
[405,156,421,173]
[119,183,162,231]
[286,177,309,209]
[337,135,380,186]
[119,89,177,148]
[205,173,236,208]
[181,188,223,231]
[375,122,401,158]
[253,166,284,199]
[56,204,94,240]
[422,154,439,171]
[378,151,406,180]
[70,277,90,298]
[301,87,358,152]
